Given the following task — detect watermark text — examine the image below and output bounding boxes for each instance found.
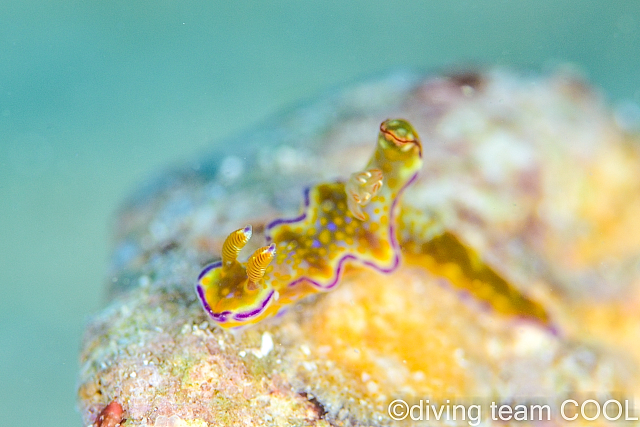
[387,398,638,425]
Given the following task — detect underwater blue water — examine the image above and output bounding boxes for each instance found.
[0,1,638,426]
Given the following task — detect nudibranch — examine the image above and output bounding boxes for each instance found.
[197,119,549,328]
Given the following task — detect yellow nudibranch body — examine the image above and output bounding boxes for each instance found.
[197,119,549,328]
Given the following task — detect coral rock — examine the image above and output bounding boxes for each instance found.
[79,69,640,426]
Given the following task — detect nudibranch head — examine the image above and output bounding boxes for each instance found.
[196,226,276,325]
[378,118,422,159]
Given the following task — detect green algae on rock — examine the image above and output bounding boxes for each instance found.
[79,69,640,426]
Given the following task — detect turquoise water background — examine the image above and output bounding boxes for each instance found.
[0,1,638,426]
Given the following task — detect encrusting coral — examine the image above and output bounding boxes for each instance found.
[79,69,640,426]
